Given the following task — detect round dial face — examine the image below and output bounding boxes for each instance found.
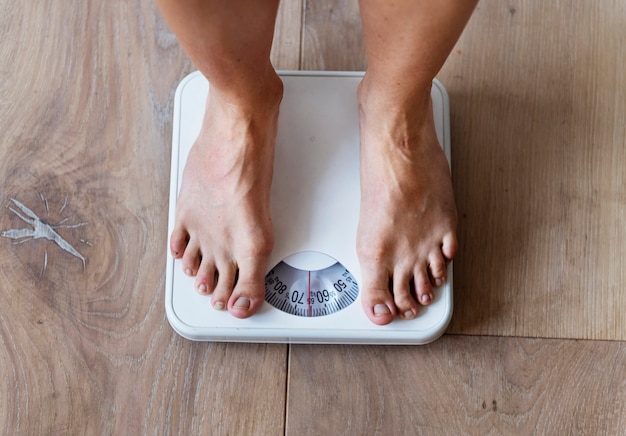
[264,254,359,317]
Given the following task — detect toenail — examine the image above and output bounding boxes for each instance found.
[434,278,444,287]
[373,304,391,316]
[213,301,225,310]
[421,294,431,304]
[197,283,207,293]
[404,310,415,319]
[185,268,192,276]
[233,297,251,309]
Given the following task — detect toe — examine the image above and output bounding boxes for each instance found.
[227,257,266,319]
[392,268,419,320]
[211,260,237,311]
[195,259,217,295]
[442,233,458,261]
[414,268,434,305]
[360,268,396,325]
[428,251,447,288]
[169,228,188,259]
[227,281,264,319]
[181,240,201,276]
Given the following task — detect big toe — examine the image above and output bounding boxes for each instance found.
[227,282,265,319]
[226,259,267,319]
[360,271,396,325]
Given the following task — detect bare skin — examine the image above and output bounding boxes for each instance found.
[157,0,477,323]
[158,0,281,318]
[357,0,477,324]
[356,79,458,324]
[170,79,282,317]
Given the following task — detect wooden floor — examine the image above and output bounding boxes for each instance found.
[1,0,625,434]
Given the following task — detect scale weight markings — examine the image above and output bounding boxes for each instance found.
[265,252,359,317]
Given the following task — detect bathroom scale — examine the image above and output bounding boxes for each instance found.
[165,70,453,344]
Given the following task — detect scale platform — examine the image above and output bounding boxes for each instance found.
[166,71,453,344]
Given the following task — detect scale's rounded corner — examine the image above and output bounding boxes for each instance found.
[423,298,454,345]
[432,267,455,342]
[164,295,202,342]
[409,269,454,345]
[175,71,203,100]
[432,78,449,102]
[165,255,201,342]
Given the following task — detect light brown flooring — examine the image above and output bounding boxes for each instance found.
[0,0,624,434]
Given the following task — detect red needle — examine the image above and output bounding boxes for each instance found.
[307,271,311,317]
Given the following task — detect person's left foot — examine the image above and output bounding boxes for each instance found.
[356,76,458,325]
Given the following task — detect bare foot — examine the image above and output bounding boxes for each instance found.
[356,76,458,325]
[170,74,283,318]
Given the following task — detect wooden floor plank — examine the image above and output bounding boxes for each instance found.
[271,0,304,70]
[437,0,626,339]
[0,1,287,433]
[287,337,626,435]
[299,0,626,340]
[3,0,625,433]
[301,0,365,71]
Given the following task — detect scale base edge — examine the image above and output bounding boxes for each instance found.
[165,70,454,345]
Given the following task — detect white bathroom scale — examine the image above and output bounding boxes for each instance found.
[165,70,453,344]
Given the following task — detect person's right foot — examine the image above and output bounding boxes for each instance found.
[169,72,283,319]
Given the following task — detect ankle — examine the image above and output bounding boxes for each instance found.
[209,67,283,113]
[357,73,432,121]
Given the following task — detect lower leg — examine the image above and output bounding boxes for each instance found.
[157,0,282,318]
[357,0,477,324]
[156,0,281,102]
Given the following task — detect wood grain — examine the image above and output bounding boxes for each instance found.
[301,0,366,71]
[299,0,626,340]
[0,1,287,433]
[271,0,304,70]
[437,0,626,339]
[2,0,625,434]
[289,2,626,434]
[287,337,626,435]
